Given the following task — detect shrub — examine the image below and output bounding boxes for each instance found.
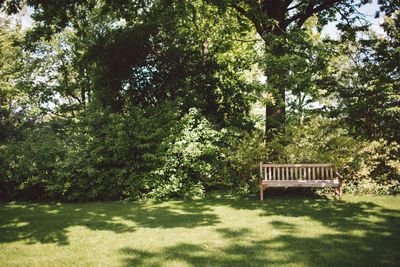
[148,108,222,199]
[343,140,400,195]
[4,102,397,201]
[0,126,65,200]
[148,108,267,199]
[217,130,270,194]
[0,101,181,201]
[269,117,360,166]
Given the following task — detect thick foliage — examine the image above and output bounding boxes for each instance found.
[0,126,64,200]
[329,12,400,143]
[268,118,360,166]
[1,110,399,200]
[0,103,262,201]
[344,140,400,195]
[150,111,269,198]
[149,108,222,199]
[0,102,175,201]
[217,131,269,194]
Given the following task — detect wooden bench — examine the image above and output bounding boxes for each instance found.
[259,163,343,201]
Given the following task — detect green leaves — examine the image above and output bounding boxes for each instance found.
[268,117,360,167]
[329,11,400,143]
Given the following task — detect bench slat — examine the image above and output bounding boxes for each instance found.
[262,163,333,168]
[260,163,340,182]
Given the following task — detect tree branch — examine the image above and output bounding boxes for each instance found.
[228,2,266,38]
[286,0,344,28]
[286,1,303,11]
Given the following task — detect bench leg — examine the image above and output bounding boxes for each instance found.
[335,187,343,201]
[339,179,343,201]
[260,185,264,201]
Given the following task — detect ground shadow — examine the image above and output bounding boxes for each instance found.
[0,200,219,245]
[120,230,400,266]
[120,197,400,266]
[122,200,219,229]
[218,195,395,233]
[1,195,399,266]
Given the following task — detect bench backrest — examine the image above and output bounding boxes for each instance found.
[260,163,338,181]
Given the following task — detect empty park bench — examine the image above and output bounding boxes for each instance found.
[259,163,343,201]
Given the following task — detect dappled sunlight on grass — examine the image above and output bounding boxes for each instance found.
[1,196,399,266]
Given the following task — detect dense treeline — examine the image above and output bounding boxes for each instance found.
[0,0,399,201]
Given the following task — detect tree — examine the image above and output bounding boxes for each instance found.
[329,9,400,142]
[206,0,371,136]
[262,17,335,126]
[1,0,258,128]
[0,12,24,109]
[0,0,373,135]
[0,11,32,141]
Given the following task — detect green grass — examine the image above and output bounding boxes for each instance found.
[1,195,400,266]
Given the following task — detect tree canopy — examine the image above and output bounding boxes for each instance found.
[0,0,399,201]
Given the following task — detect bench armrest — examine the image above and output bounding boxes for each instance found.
[335,171,343,179]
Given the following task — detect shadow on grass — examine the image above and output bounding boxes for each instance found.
[119,196,400,266]
[0,200,219,245]
[123,200,219,229]
[222,195,391,233]
[1,195,399,266]
[120,230,400,266]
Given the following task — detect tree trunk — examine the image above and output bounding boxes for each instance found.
[265,86,285,138]
[264,31,286,138]
[257,2,288,138]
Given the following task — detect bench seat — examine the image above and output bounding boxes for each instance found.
[262,180,340,187]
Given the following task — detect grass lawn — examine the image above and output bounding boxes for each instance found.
[1,194,400,266]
